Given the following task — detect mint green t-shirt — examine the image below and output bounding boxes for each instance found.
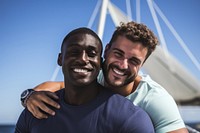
[97,71,185,133]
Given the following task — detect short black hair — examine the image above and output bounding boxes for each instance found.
[61,27,103,55]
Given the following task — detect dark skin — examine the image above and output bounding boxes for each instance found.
[27,31,104,117]
[58,33,102,105]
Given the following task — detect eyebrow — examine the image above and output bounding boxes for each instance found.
[113,48,142,63]
[113,48,125,54]
[67,44,99,53]
[87,45,98,51]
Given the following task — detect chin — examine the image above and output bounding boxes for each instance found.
[109,81,124,88]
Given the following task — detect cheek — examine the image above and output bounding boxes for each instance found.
[135,65,142,75]
[92,57,101,69]
[130,65,140,73]
[104,50,113,60]
[105,54,116,64]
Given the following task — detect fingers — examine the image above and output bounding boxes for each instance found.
[27,102,48,119]
[26,91,60,119]
[45,92,60,109]
[37,92,60,115]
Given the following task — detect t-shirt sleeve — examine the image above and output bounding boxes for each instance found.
[120,106,155,133]
[143,92,185,133]
[15,109,29,133]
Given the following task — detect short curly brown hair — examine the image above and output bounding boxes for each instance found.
[109,21,159,63]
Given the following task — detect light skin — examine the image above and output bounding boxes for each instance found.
[26,29,188,133]
[102,36,147,96]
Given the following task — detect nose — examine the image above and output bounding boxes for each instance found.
[79,50,89,64]
[120,59,128,69]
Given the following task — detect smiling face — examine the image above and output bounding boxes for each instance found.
[59,32,102,87]
[103,35,148,88]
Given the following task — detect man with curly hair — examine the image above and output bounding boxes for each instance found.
[21,21,188,133]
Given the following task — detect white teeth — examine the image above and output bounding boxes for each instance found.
[113,68,124,75]
[73,68,88,73]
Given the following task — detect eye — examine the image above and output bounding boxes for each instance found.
[87,47,98,57]
[87,50,97,57]
[114,51,123,58]
[69,49,81,56]
[129,58,141,65]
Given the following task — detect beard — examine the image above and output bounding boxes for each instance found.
[102,62,137,88]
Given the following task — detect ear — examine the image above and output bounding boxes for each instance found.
[101,57,103,63]
[57,53,62,66]
[104,43,111,59]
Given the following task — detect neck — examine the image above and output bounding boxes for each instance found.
[106,75,141,97]
[64,81,101,105]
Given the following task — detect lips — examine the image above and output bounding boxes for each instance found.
[71,66,93,76]
[73,68,90,73]
[112,67,126,76]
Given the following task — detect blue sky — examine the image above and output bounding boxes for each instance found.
[0,0,200,124]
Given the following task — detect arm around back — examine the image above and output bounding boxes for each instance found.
[33,81,64,92]
[21,81,64,119]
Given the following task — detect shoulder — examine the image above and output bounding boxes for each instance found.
[15,108,35,132]
[101,89,139,114]
[103,91,155,132]
[128,75,185,132]
[140,74,168,94]
[17,108,34,121]
[136,75,180,113]
[128,74,174,106]
[105,90,151,122]
[119,105,155,133]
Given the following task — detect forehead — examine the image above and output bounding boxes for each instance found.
[111,36,148,59]
[63,33,102,50]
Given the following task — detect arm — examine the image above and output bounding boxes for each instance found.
[144,93,188,133]
[167,128,188,133]
[23,81,64,119]
[33,81,64,92]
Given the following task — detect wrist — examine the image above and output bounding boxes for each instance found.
[20,89,35,107]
